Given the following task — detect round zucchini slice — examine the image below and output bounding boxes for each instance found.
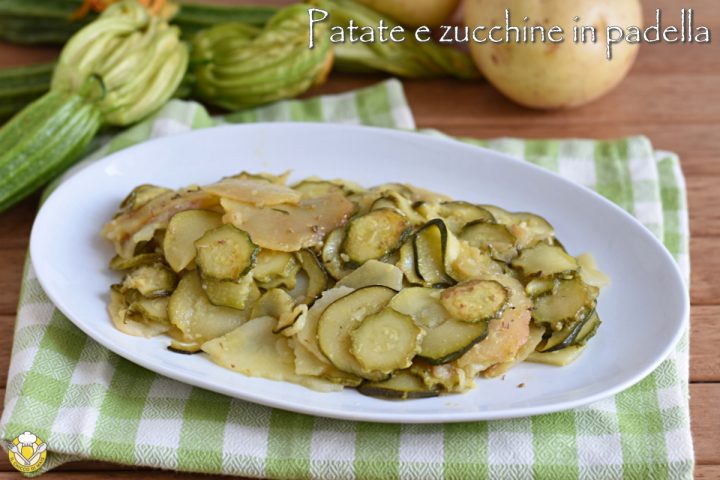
[357,370,439,400]
[511,243,578,279]
[317,285,397,381]
[342,208,410,265]
[532,277,599,330]
[110,253,164,271]
[418,318,489,365]
[459,220,517,263]
[440,280,508,323]
[437,201,495,233]
[194,224,258,281]
[350,308,424,374]
[202,273,258,311]
[120,263,177,298]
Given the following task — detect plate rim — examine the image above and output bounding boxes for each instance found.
[29,122,690,423]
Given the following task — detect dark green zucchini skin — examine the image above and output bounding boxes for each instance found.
[0,0,277,45]
[537,308,599,353]
[0,90,102,212]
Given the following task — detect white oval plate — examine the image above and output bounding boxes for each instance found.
[31,124,688,423]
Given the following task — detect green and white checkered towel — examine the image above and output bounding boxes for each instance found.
[1,79,693,479]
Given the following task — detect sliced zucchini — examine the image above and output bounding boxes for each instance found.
[532,277,599,330]
[527,344,586,367]
[251,288,295,320]
[337,259,404,291]
[229,171,290,185]
[109,253,164,271]
[440,280,508,323]
[167,339,202,354]
[357,370,439,400]
[396,240,424,285]
[524,277,557,297]
[574,311,601,346]
[168,271,250,343]
[163,210,223,272]
[536,308,596,353]
[342,209,409,265]
[459,221,517,263]
[437,201,495,233]
[253,249,301,289]
[506,212,555,248]
[119,184,173,213]
[317,285,397,381]
[350,308,424,374]
[295,285,355,365]
[370,191,425,224]
[126,296,170,324]
[389,287,447,328]
[108,288,169,338]
[511,243,578,278]
[413,219,455,287]
[121,264,177,298]
[418,318,489,365]
[202,273,258,311]
[295,249,329,305]
[195,224,258,281]
[322,228,352,280]
[275,304,308,336]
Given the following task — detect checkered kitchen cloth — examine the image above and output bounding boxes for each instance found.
[1,79,693,478]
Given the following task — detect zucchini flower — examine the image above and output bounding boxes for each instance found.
[191,4,333,111]
[52,0,188,125]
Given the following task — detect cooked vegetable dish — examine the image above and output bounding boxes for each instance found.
[102,172,608,399]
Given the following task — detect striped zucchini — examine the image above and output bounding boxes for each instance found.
[0,90,102,211]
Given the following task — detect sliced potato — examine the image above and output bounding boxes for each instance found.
[163,210,223,272]
[203,177,301,206]
[221,192,355,252]
[168,271,250,343]
[202,316,342,392]
[337,259,404,291]
[295,249,329,305]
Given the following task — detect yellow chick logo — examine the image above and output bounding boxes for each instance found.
[7,431,47,473]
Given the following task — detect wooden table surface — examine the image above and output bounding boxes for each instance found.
[1,0,719,478]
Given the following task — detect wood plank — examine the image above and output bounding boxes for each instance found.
[692,383,720,466]
[690,306,720,382]
[690,237,720,306]
[0,249,24,316]
[696,465,720,479]
[688,177,720,237]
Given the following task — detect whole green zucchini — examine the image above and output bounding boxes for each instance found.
[0,90,102,211]
[0,1,188,212]
[0,62,55,120]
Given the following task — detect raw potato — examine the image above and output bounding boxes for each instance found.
[465,0,642,109]
[356,0,460,27]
